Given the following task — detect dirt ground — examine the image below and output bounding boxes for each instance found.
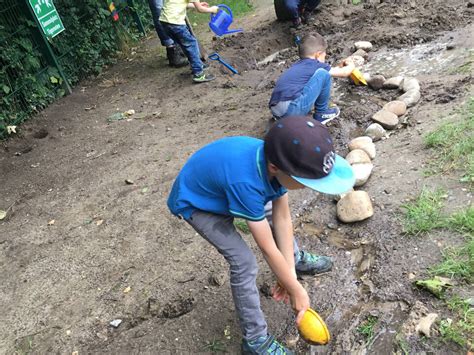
[1,0,473,353]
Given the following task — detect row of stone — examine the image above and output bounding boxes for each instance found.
[336,41,421,223]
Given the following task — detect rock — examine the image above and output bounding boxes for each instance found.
[415,313,438,337]
[333,188,354,202]
[368,74,386,90]
[109,319,122,328]
[147,297,160,316]
[337,191,374,223]
[365,123,386,141]
[383,76,404,89]
[343,8,353,17]
[354,41,373,51]
[352,48,368,59]
[402,77,420,92]
[346,149,371,165]
[348,136,376,159]
[161,297,196,318]
[209,271,227,286]
[383,100,407,116]
[399,90,421,107]
[372,109,399,130]
[352,162,374,186]
[349,55,365,67]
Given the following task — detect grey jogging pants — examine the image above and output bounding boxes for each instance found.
[185,201,300,341]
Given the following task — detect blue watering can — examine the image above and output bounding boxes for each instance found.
[209,4,243,37]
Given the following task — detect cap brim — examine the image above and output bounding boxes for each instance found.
[292,155,355,195]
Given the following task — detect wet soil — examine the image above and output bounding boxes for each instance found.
[1,0,473,353]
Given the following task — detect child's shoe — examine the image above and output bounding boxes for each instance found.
[242,334,294,355]
[193,72,216,83]
[313,106,340,125]
[295,251,333,275]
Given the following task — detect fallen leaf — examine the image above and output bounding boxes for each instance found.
[48,219,55,226]
[141,187,148,194]
[415,276,453,298]
[96,219,104,226]
[124,109,135,116]
[7,126,17,134]
[123,286,131,293]
[0,210,6,220]
[107,112,125,122]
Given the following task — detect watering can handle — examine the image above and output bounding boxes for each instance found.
[210,4,233,21]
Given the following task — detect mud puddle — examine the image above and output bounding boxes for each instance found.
[365,28,473,77]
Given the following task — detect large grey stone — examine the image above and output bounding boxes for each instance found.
[383,100,407,116]
[354,41,373,51]
[382,76,404,89]
[346,149,371,165]
[368,75,386,90]
[365,123,387,141]
[352,48,368,59]
[337,191,374,223]
[349,55,365,67]
[352,162,374,187]
[399,89,421,107]
[372,109,399,130]
[402,77,420,92]
[348,136,376,159]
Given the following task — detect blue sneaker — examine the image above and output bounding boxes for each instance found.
[313,106,340,125]
[242,334,294,355]
[295,251,333,275]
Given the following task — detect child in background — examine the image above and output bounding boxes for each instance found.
[160,0,218,83]
[167,116,355,354]
[269,33,355,124]
[284,0,322,28]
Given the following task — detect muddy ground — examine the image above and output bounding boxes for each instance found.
[1,0,473,353]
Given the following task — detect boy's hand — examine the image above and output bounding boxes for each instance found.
[290,283,310,326]
[272,282,290,303]
[200,2,209,6]
[209,5,219,13]
[343,57,355,67]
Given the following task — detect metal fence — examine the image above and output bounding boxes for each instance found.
[0,0,149,138]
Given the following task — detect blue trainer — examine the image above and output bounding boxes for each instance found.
[313,106,340,125]
[242,334,294,355]
[295,251,333,275]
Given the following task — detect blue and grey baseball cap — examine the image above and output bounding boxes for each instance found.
[264,116,355,195]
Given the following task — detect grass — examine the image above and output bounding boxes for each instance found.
[234,219,250,234]
[357,316,378,345]
[201,339,227,353]
[188,0,253,28]
[401,188,447,235]
[424,97,474,186]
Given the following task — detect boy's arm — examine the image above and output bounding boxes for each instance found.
[271,193,296,274]
[329,58,355,78]
[190,1,218,13]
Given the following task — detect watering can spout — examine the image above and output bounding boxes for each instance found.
[209,4,243,37]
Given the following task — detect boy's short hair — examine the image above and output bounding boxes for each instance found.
[298,33,328,58]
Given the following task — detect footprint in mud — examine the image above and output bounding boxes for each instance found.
[160,296,196,319]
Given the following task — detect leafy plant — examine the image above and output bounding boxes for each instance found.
[357,315,378,345]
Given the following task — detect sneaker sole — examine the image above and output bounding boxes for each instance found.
[296,264,333,275]
[193,77,216,83]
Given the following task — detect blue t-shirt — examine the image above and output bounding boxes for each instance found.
[269,58,331,106]
[167,137,287,221]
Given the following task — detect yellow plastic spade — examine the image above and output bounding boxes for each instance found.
[350,68,367,86]
[298,308,331,345]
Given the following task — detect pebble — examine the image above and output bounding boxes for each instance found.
[345,149,371,165]
[352,48,368,59]
[348,136,376,159]
[415,313,438,337]
[399,90,421,107]
[352,162,374,186]
[354,41,373,51]
[337,191,374,223]
[402,77,420,92]
[383,100,407,116]
[382,76,404,89]
[365,123,386,141]
[372,109,399,130]
[368,74,386,90]
[109,319,122,328]
[209,271,227,286]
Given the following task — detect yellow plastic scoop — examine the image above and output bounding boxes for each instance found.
[298,308,330,345]
[350,68,367,86]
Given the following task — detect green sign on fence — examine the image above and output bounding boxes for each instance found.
[29,0,65,38]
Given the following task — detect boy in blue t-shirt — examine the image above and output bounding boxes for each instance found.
[269,33,355,124]
[167,116,355,354]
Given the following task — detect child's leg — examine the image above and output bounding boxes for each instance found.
[285,68,332,116]
[148,0,174,47]
[303,0,322,12]
[160,22,204,75]
[186,210,268,341]
[283,0,301,20]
